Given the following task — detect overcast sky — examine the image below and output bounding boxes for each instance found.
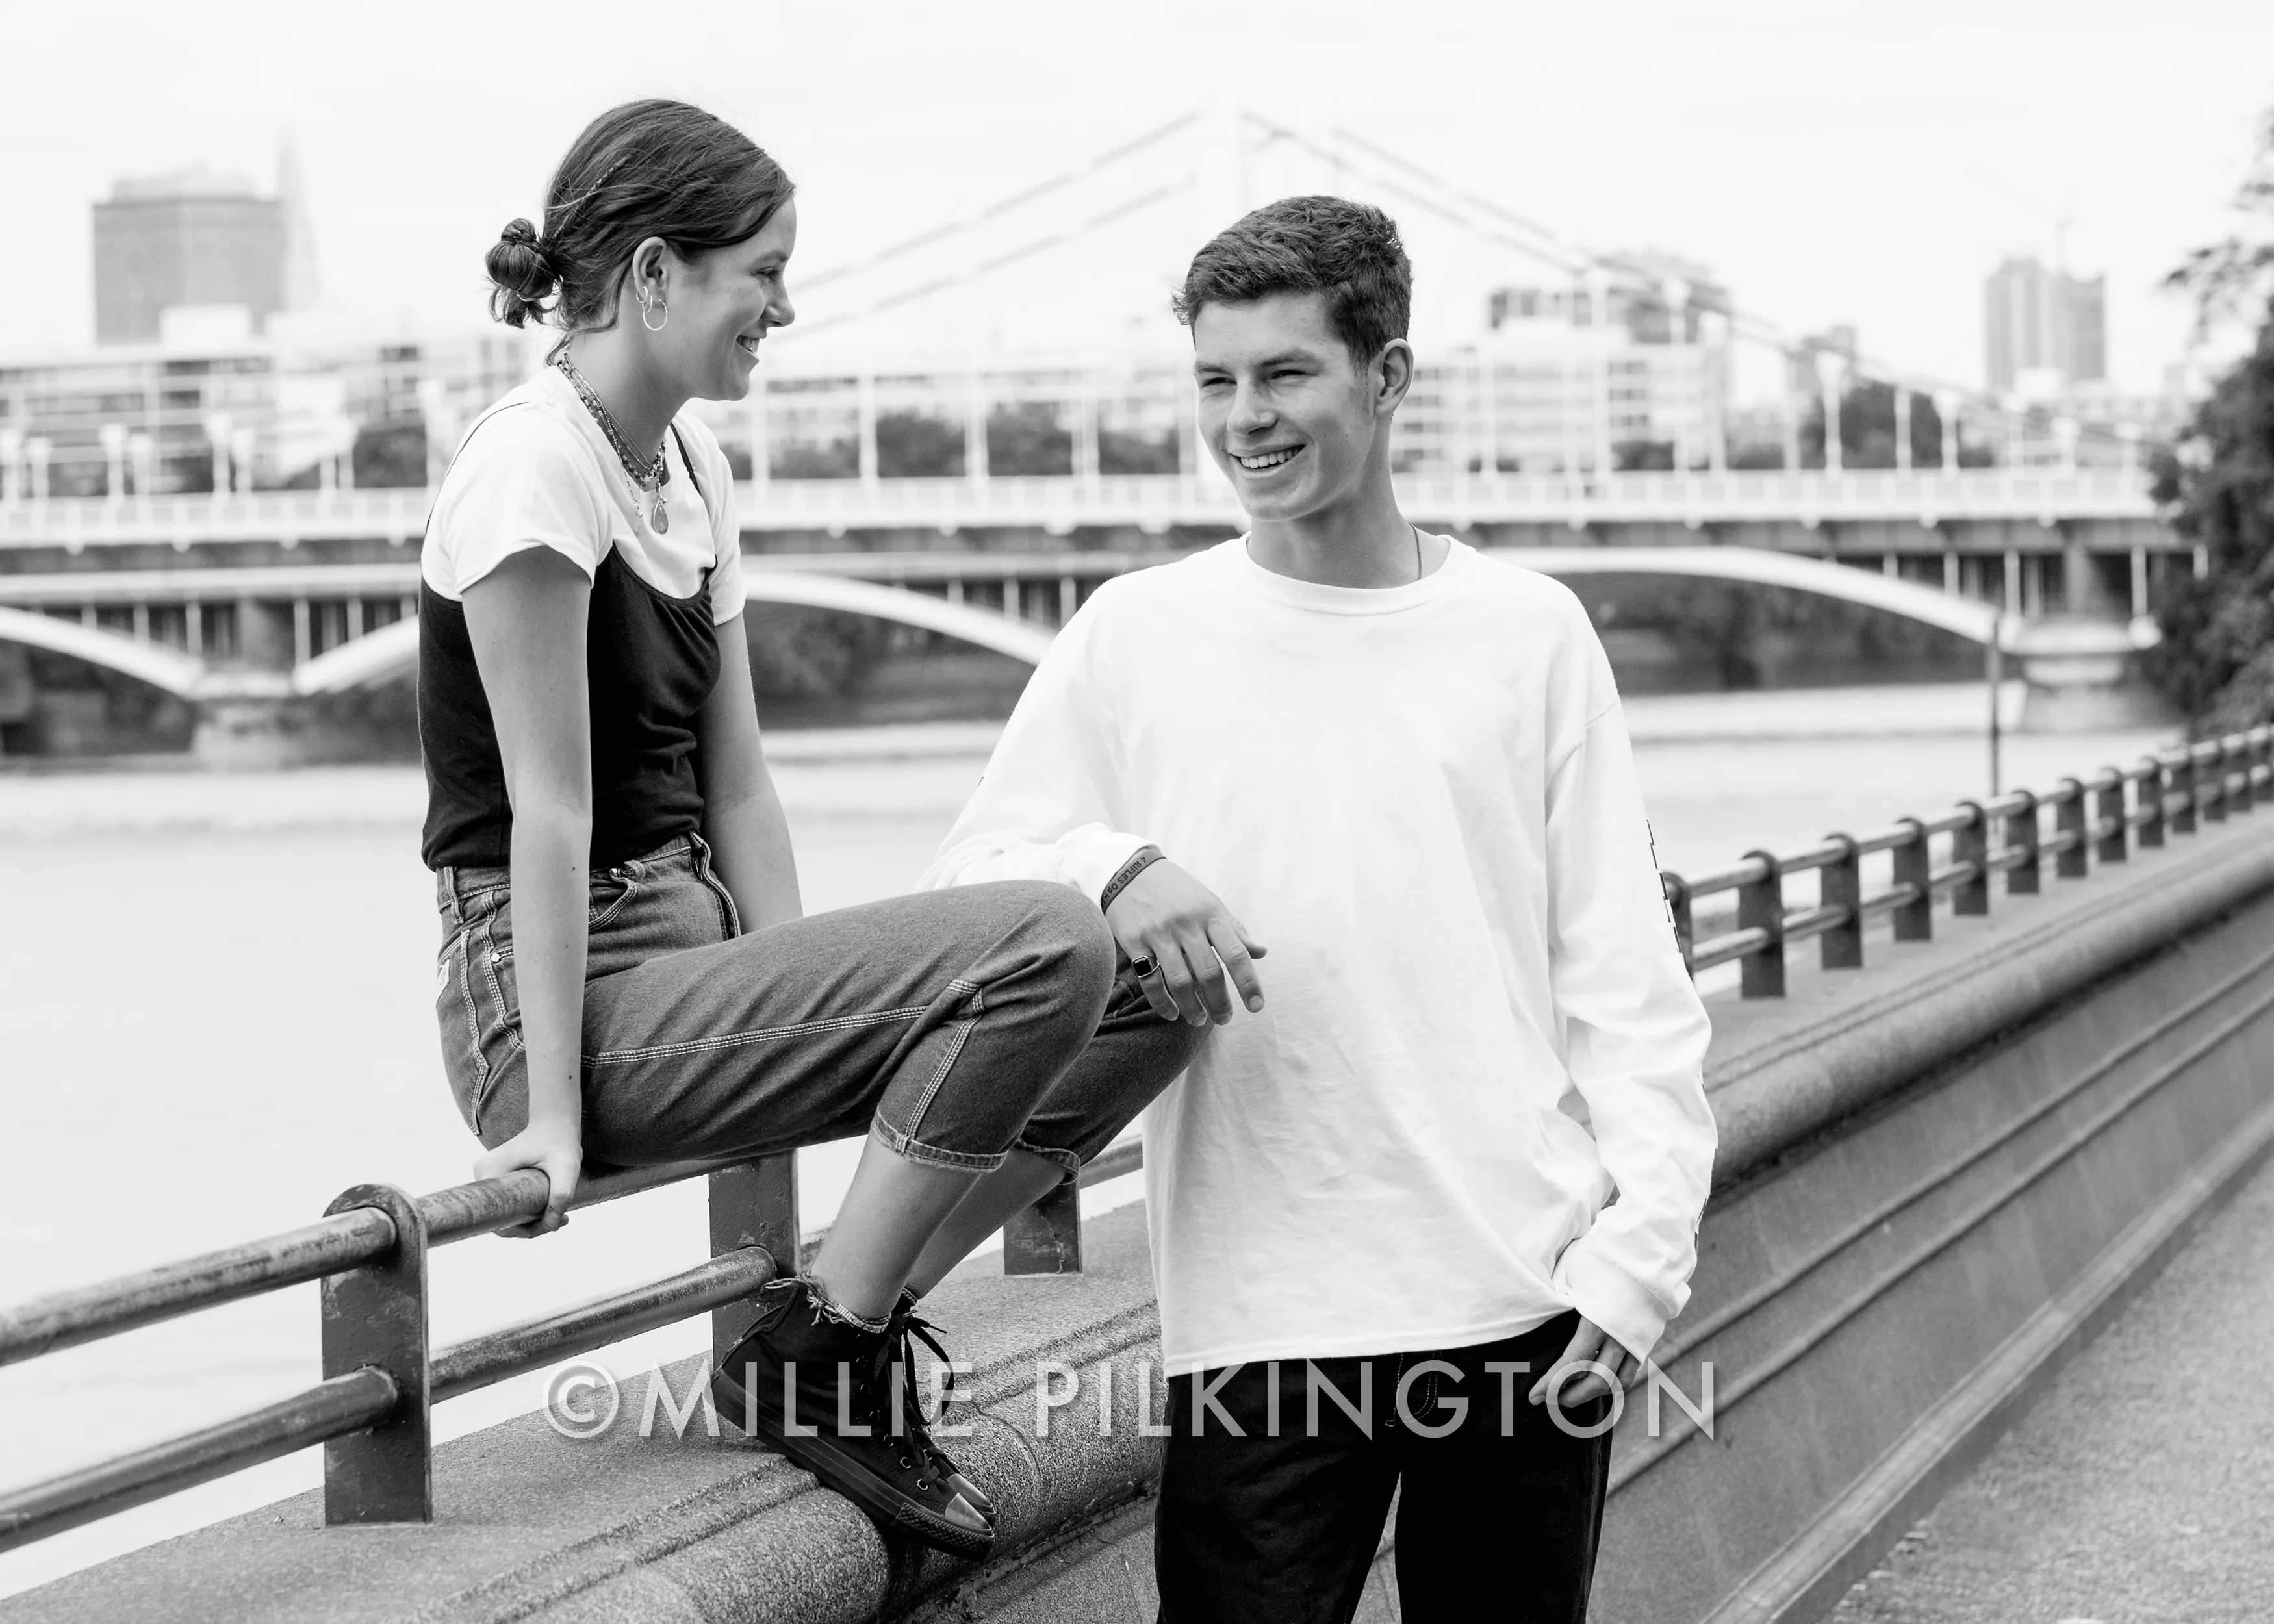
[7,0,2269,393]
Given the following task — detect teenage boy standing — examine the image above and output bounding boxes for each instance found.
[921,197,1715,1622]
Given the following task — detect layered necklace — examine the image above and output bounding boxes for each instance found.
[554,353,671,533]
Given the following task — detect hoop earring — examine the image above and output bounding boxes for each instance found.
[639,290,669,333]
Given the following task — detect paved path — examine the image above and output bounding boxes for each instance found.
[1827,1148,2274,1624]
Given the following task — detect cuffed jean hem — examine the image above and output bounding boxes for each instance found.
[1009,1136,1086,1184]
[870,1111,1010,1174]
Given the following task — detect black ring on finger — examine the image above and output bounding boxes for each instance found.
[1129,953,1160,978]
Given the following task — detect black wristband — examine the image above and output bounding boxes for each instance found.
[1098,844,1166,913]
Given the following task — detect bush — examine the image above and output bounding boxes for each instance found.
[353,421,428,488]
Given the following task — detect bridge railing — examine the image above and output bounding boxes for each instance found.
[1667,724,2274,996]
[0,1136,1136,1553]
[0,464,2156,551]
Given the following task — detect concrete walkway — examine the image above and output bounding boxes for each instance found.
[1826,1147,2274,1624]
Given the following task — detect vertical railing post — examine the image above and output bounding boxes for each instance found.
[2138,757,2167,848]
[2255,725,2274,806]
[2200,741,2227,824]
[2093,768,2128,865]
[1891,818,1933,941]
[1663,872,1694,973]
[1736,850,1786,998]
[2054,778,2088,878]
[709,1154,800,1373]
[2170,748,2199,835]
[321,1184,431,1525]
[1004,1180,1085,1275]
[2006,790,2041,894]
[1952,802,1989,915]
[1820,835,1863,968]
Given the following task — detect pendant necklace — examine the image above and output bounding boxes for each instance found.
[554,353,671,533]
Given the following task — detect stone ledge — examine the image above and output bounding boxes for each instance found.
[1701,813,2274,1184]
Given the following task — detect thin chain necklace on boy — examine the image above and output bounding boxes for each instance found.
[554,353,671,533]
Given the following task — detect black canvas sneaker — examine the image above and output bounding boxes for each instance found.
[888,1289,999,1527]
[711,1275,994,1560]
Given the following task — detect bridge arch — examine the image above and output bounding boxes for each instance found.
[1501,546,2005,646]
[0,604,207,697]
[294,570,1060,694]
[300,548,2017,696]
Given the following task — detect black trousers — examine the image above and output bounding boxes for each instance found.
[1154,1311,1615,1624]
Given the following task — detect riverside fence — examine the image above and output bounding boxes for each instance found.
[1670,726,2274,996]
[2,726,2266,1553]
[0,1138,1136,1553]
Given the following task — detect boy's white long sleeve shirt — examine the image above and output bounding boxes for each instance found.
[919,538,1716,1375]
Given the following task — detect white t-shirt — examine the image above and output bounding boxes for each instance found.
[921,538,1717,1375]
[422,365,744,626]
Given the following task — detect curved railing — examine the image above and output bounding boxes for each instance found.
[1666,726,2274,997]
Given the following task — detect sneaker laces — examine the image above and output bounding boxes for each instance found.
[890,1305,958,1429]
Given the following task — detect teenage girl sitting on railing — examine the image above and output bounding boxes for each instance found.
[424,98,1209,1560]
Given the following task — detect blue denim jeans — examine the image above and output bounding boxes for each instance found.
[433,833,1201,1174]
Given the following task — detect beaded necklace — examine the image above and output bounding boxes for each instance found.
[554,353,672,533]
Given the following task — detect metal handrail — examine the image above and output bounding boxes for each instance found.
[0,1155,739,1369]
[1666,723,2274,996]
[0,1134,1143,1552]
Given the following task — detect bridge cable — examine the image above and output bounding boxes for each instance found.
[775,182,1192,344]
[1308,120,2143,447]
[794,113,1201,295]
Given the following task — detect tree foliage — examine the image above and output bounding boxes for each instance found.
[2144,108,2274,731]
[875,411,965,478]
[1798,381,1987,470]
[353,422,428,489]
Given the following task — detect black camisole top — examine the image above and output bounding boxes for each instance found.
[417,427,722,871]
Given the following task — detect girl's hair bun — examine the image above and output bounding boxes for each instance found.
[485,218,557,328]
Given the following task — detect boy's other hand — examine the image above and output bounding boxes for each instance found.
[1529,1317,1639,1410]
[1104,861,1267,1026]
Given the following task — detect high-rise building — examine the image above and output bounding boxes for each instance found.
[1983,256,2106,394]
[92,168,285,344]
[1477,251,1733,470]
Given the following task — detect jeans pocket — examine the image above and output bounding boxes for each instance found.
[436,922,496,1136]
[588,869,641,930]
[436,909,523,1139]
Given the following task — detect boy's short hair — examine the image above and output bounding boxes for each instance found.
[1173,196,1412,366]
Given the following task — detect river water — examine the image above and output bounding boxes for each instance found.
[0,687,2175,1598]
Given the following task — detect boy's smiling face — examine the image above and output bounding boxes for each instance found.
[1192,290,1396,525]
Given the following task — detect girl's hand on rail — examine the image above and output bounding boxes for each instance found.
[474,1122,585,1238]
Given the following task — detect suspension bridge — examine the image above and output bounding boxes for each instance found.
[0,110,2186,748]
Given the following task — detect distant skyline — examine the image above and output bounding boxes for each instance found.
[9,0,2271,393]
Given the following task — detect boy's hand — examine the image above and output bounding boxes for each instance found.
[1104,861,1267,1026]
[1529,1317,1639,1410]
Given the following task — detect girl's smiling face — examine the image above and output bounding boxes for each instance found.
[650,196,799,403]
